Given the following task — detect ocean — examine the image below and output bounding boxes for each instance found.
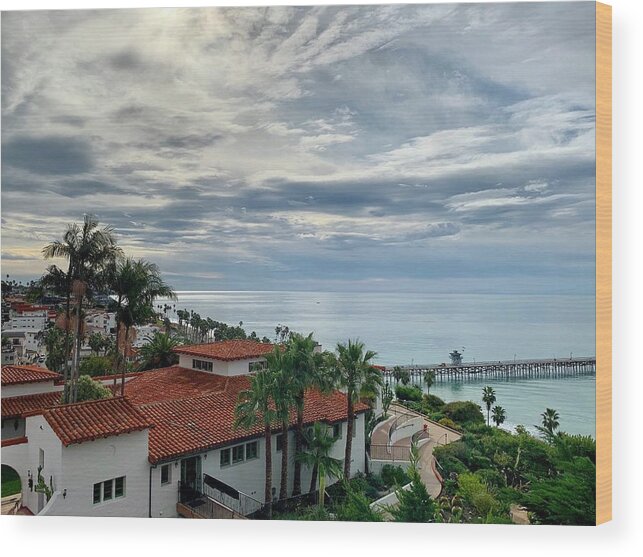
[160,290,596,436]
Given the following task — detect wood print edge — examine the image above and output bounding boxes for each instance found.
[595,0,612,526]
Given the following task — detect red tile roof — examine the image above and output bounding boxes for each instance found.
[122,366,369,463]
[1,365,61,386]
[174,340,276,361]
[44,397,154,446]
[2,391,62,418]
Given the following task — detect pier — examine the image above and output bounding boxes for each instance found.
[383,357,596,379]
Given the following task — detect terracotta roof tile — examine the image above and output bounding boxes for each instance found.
[122,366,369,463]
[44,397,153,446]
[174,340,276,361]
[2,391,62,418]
[1,365,61,386]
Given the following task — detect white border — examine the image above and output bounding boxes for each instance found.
[1,0,641,554]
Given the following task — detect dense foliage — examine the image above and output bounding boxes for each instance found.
[433,425,596,525]
[73,375,113,402]
[79,355,114,377]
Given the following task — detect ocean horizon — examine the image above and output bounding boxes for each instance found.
[160,290,596,436]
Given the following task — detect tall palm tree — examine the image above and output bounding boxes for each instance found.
[287,332,327,496]
[43,215,121,402]
[482,386,497,426]
[297,422,342,507]
[332,339,382,479]
[424,369,436,395]
[491,405,507,427]
[108,258,175,394]
[538,408,561,441]
[138,332,181,370]
[267,347,295,502]
[235,368,277,518]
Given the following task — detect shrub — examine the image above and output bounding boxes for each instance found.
[474,468,506,489]
[395,385,423,402]
[423,393,445,411]
[380,464,409,487]
[443,401,485,427]
[457,473,500,518]
[438,417,461,431]
[74,375,113,402]
[79,355,115,377]
[366,472,386,492]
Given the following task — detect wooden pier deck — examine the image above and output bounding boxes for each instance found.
[383,357,596,378]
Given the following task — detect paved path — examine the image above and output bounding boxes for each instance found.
[370,404,461,513]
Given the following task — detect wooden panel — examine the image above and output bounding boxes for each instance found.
[595,1,612,526]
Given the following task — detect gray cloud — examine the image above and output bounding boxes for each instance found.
[2,135,93,175]
[1,3,596,293]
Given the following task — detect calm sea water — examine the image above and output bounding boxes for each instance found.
[161,290,595,436]
[408,373,596,437]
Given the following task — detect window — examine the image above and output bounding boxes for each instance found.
[92,476,126,504]
[93,483,101,504]
[220,448,231,467]
[192,359,213,372]
[114,476,125,498]
[333,424,342,440]
[232,444,245,464]
[276,434,284,452]
[246,441,258,460]
[249,360,267,373]
[160,464,171,485]
[103,480,113,501]
[353,419,357,438]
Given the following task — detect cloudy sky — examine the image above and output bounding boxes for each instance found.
[1,2,596,293]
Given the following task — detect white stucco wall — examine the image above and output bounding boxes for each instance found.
[177,354,267,377]
[48,430,151,517]
[18,414,64,515]
[1,380,61,398]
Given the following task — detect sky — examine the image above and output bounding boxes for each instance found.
[1,2,597,294]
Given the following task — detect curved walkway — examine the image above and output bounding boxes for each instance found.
[370,403,461,513]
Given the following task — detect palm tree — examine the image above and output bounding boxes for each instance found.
[332,339,382,479]
[491,406,507,427]
[424,369,436,395]
[297,422,342,507]
[108,258,175,394]
[287,332,327,496]
[138,332,181,370]
[234,368,277,518]
[482,386,497,426]
[267,347,295,502]
[538,408,561,441]
[43,215,121,402]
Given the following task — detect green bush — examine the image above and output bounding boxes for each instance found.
[423,393,445,410]
[438,417,460,431]
[395,385,423,402]
[74,375,113,402]
[365,473,386,492]
[457,473,500,517]
[443,401,485,427]
[474,468,506,489]
[380,464,409,487]
[79,355,115,377]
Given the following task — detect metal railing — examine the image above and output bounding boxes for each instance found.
[370,443,412,462]
[202,474,264,517]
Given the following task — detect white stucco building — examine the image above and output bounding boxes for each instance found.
[1,340,369,518]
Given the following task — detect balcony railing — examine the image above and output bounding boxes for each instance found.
[178,475,264,518]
